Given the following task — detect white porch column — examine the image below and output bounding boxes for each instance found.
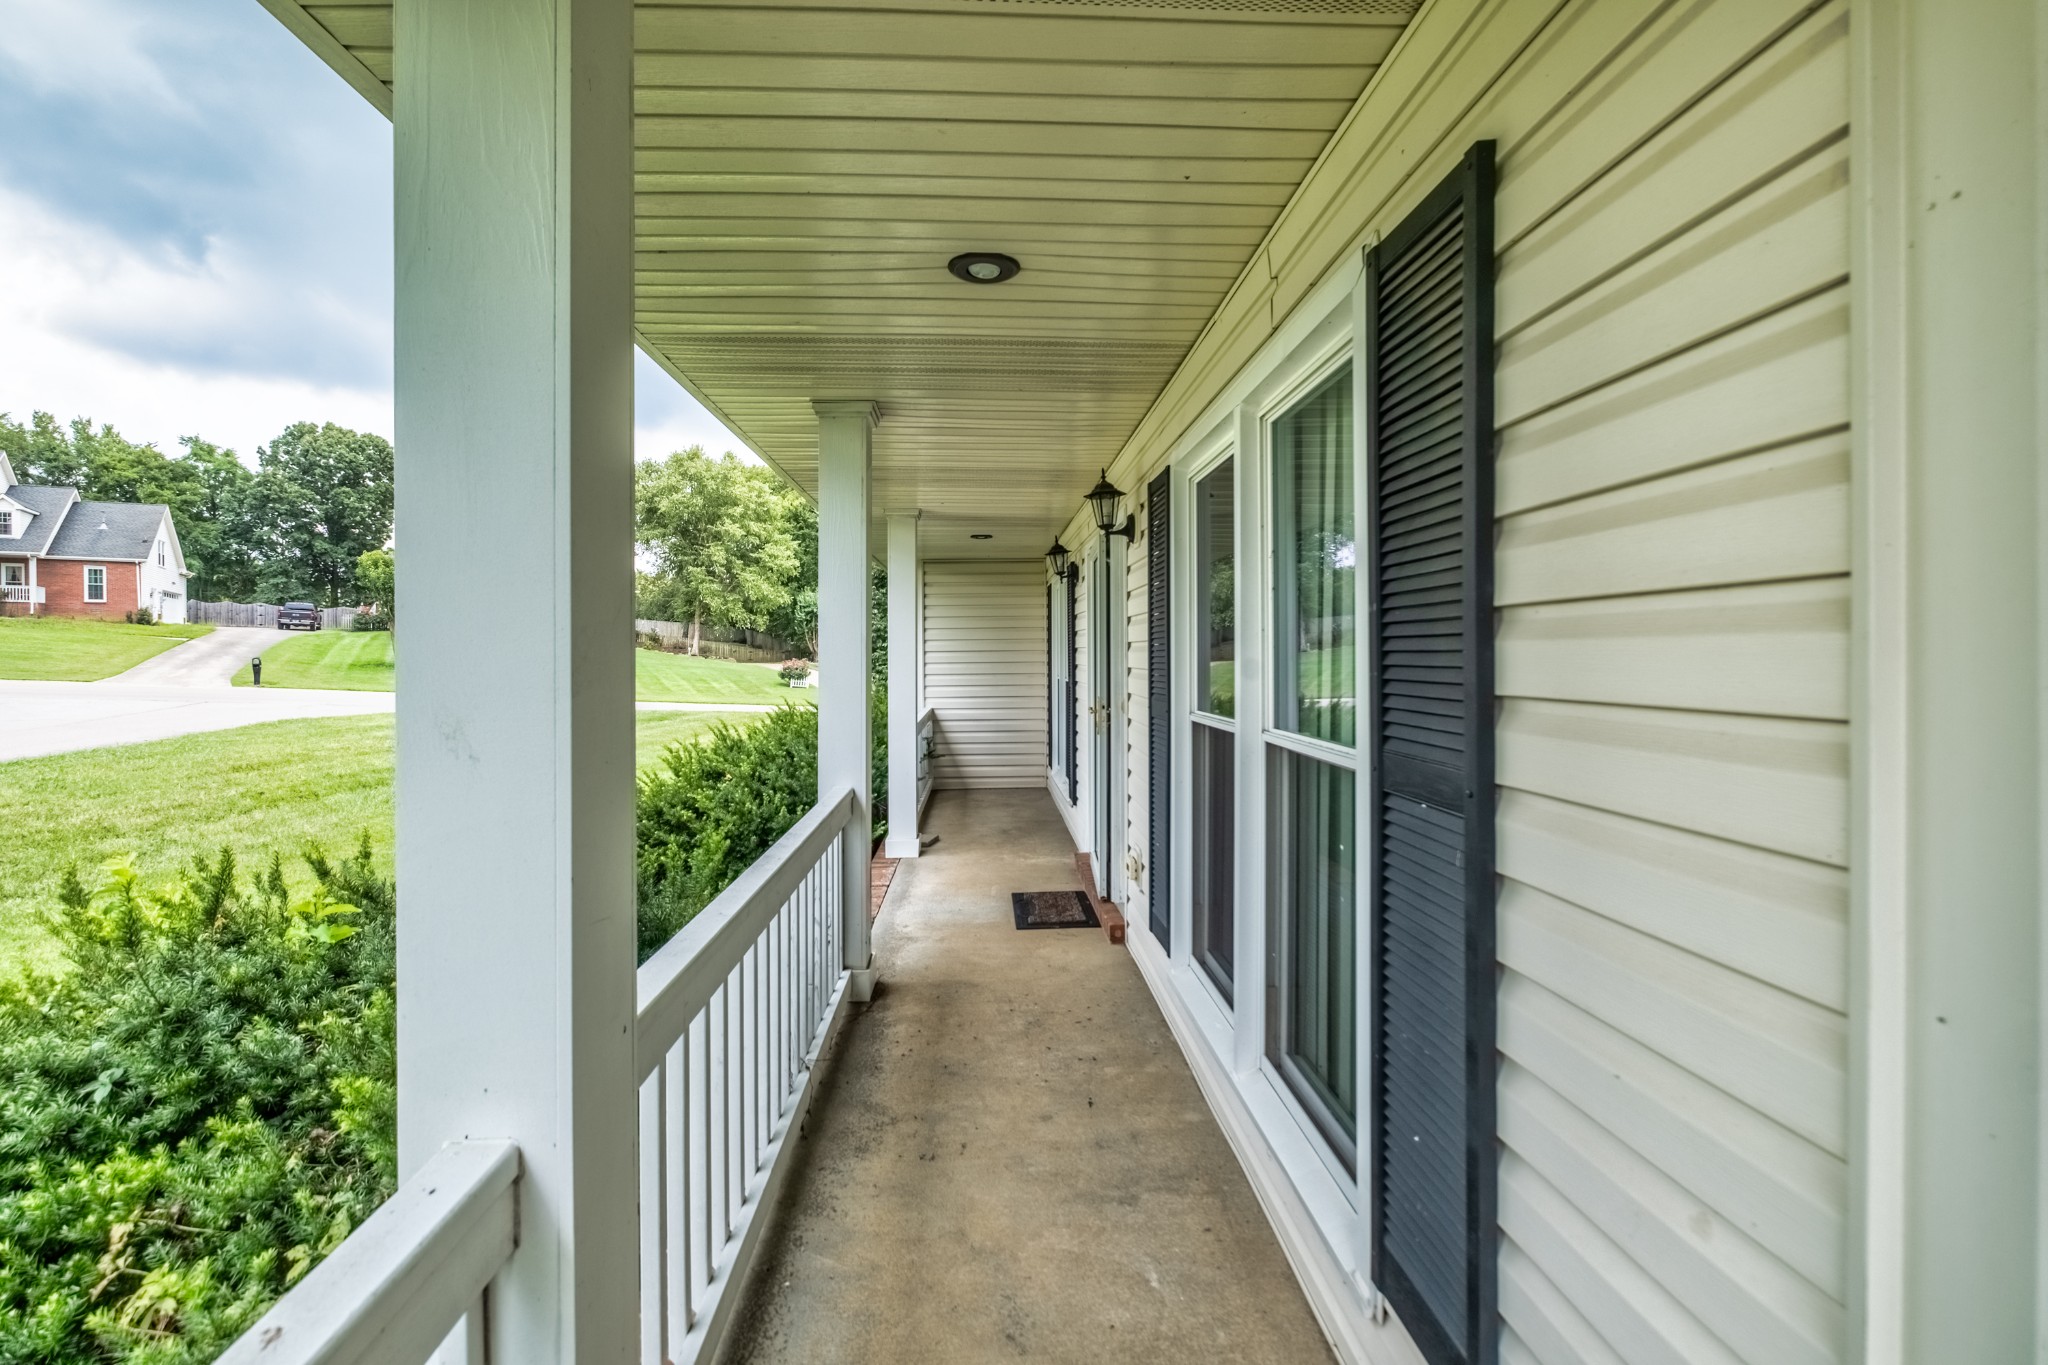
[393,0,637,1361]
[25,557,35,616]
[885,510,922,858]
[815,401,879,997]
[1852,2,2045,1360]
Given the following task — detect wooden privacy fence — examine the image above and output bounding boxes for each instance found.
[191,601,359,630]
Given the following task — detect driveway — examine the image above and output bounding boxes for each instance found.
[0,679,394,763]
[110,625,290,685]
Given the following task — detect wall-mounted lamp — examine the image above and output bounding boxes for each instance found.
[1084,469,1137,541]
[1045,538,1072,577]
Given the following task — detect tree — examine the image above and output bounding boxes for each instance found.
[241,422,396,606]
[356,548,395,632]
[635,448,802,654]
[175,437,258,600]
[767,496,820,654]
[0,412,261,600]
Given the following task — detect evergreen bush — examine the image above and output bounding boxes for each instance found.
[634,694,886,962]
[0,844,396,1363]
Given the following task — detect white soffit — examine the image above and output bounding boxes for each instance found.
[268,0,1416,555]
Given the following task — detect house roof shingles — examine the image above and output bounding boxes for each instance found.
[42,499,168,562]
[1,485,79,556]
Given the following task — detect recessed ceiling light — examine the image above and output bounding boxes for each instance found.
[970,532,994,540]
[948,252,1021,284]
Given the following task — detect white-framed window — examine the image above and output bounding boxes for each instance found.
[84,565,106,602]
[1,563,22,586]
[157,538,166,567]
[0,510,13,536]
[1263,360,1358,1172]
[1188,449,1238,1003]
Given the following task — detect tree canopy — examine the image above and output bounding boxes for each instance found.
[635,447,807,652]
[0,412,394,606]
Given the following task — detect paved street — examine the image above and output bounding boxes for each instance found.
[0,679,394,763]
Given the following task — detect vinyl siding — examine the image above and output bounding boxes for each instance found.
[1488,7,1850,1360]
[1122,526,1151,928]
[921,560,1048,790]
[1108,2,1852,1360]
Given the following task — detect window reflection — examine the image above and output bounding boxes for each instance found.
[1271,371,1355,748]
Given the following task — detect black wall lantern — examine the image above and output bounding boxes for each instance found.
[1045,538,1072,578]
[1085,469,1137,541]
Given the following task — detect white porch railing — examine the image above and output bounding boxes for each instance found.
[217,788,861,1365]
[218,1140,518,1365]
[2,584,32,603]
[632,784,860,1365]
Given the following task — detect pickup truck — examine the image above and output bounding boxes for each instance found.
[278,601,320,631]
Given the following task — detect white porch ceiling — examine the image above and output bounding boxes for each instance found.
[269,0,1416,556]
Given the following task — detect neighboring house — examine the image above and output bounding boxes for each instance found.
[0,451,191,623]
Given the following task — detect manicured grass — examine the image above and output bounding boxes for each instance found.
[635,649,811,706]
[0,616,212,681]
[232,628,394,691]
[0,708,762,976]
[234,629,810,707]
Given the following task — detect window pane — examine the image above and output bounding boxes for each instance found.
[1273,747,1357,1143]
[1193,457,1235,717]
[1272,371,1355,747]
[1191,720,1235,1001]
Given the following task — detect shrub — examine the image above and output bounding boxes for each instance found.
[122,609,155,627]
[635,691,887,961]
[348,610,389,632]
[776,658,811,684]
[0,844,396,1363]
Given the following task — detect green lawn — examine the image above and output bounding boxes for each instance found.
[635,648,811,706]
[232,628,394,690]
[0,616,212,681]
[234,629,809,707]
[0,708,760,976]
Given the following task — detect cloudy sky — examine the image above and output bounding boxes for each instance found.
[0,0,745,466]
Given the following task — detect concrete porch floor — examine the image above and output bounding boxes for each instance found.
[722,787,1334,1364]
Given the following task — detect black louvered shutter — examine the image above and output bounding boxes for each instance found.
[1146,471,1171,946]
[1046,582,1055,773]
[1065,569,1079,804]
[1365,142,1496,1365]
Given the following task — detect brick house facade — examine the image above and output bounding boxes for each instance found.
[0,452,189,622]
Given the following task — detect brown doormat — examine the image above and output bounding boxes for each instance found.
[1010,890,1101,931]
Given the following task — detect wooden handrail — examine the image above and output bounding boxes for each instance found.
[633,785,859,1079]
[219,1140,518,1365]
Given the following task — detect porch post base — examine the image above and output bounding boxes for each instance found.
[847,963,880,1002]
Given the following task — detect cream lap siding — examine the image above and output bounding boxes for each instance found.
[921,560,1049,790]
[1484,4,1852,1363]
[1101,0,1852,1360]
[1123,534,1150,925]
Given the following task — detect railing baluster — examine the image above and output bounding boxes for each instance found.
[691,1010,710,1307]
[726,965,740,1234]
[715,980,730,1245]
[666,1042,689,1337]
[638,1066,665,1365]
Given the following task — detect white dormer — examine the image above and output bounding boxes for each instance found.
[0,451,14,489]
[0,494,29,541]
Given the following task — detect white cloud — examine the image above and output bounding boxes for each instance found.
[634,350,755,465]
[0,183,391,459]
[0,0,191,114]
